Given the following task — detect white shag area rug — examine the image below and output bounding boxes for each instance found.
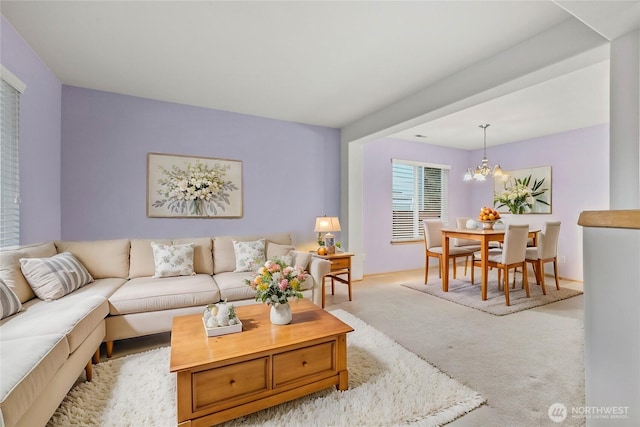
[48,310,485,427]
[402,279,583,316]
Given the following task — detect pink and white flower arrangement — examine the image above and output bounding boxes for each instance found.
[245,258,309,305]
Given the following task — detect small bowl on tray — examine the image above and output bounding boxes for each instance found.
[477,220,498,230]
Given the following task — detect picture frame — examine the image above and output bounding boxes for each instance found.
[147,152,243,218]
[494,166,552,214]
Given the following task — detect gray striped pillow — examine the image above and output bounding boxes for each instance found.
[19,252,94,301]
[0,278,22,319]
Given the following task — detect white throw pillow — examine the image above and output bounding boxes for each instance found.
[0,278,22,319]
[288,250,312,270]
[19,252,94,301]
[232,239,266,272]
[151,242,195,278]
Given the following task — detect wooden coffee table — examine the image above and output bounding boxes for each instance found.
[170,299,354,426]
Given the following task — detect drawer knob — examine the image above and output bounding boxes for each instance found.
[302,361,307,367]
[230,379,236,386]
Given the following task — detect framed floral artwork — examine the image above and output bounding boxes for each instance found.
[493,166,552,214]
[147,153,243,218]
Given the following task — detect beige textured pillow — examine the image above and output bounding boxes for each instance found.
[289,250,312,270]
[151,242,195,278]
[20,252,94,301]
[266,242,295,259]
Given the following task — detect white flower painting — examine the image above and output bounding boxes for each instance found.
[147,153,242,218]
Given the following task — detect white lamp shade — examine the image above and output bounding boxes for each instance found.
[314,216,341,232]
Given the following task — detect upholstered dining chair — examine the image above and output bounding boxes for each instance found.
[452,217,481,276]
[525,221,561,294]
[423,220,477,284]
[470,224,530,306]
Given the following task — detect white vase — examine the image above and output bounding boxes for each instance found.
[499,214,528,226]
[270,303,292,325]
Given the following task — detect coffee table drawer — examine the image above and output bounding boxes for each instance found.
[193,357,268,409]
[273,341,335,387]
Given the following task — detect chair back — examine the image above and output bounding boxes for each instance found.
[538,221,561,259]
[501,224,529,265]
[453,217,479,247]
[422,220,443,250]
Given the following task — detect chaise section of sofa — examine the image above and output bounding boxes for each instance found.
[0,241,119,427]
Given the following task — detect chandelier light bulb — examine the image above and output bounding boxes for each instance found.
[463,124,507,182]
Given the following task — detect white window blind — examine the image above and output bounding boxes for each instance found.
[391,159,449,242]
[1,68,24,247]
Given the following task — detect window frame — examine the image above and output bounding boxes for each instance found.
[391,158,450,243]
[1,65,25,248]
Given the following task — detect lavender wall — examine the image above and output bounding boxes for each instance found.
[363,124,609,280]
[1,17,62,244]
[60,86,340,247]
[362,138,473,275]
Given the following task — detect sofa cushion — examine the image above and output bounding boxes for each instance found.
[151,242,195,278]
[19,252,94,301]
[0,242,57,303]
[55,239,130,279]
[108,274,219,315]
[0,278,22,319]
[129,239,171,279]
[214,233,292,274]
[0,334,69,427]
[173,237,213,274]
[0,294,108,353]
[232,239,266,272]
[213,271,258,302]
[266,242,295,259]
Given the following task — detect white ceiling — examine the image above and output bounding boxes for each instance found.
[1,1,638,149]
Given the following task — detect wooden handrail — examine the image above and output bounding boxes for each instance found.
[578,210,640,229]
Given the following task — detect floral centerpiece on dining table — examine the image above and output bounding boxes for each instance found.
[494,175,549,214]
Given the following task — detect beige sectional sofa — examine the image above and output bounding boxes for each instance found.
[0,232,330,427]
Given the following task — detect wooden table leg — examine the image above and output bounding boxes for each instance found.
[321,275,326,308]
[481,235,489,300]
[442,232,450,292]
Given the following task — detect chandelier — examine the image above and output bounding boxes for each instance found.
[463,124,505,181]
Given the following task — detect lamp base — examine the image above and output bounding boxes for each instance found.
[324,233,335,255]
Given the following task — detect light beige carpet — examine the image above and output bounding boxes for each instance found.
[402,279,583,315]
[48,310,485,427]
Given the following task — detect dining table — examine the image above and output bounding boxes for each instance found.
[440,227,539,300]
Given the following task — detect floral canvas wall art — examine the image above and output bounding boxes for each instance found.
[493,166,551,214]
[147,153,242,218]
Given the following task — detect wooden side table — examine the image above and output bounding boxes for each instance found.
[313,252,354,308]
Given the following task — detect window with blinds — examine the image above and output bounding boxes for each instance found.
[1,69,24,247]
[391,159,449,242]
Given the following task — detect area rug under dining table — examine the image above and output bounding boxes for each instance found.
[47,309,485,427]
[402,279,583,316]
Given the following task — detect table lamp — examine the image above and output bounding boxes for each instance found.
[314,216,341,254]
